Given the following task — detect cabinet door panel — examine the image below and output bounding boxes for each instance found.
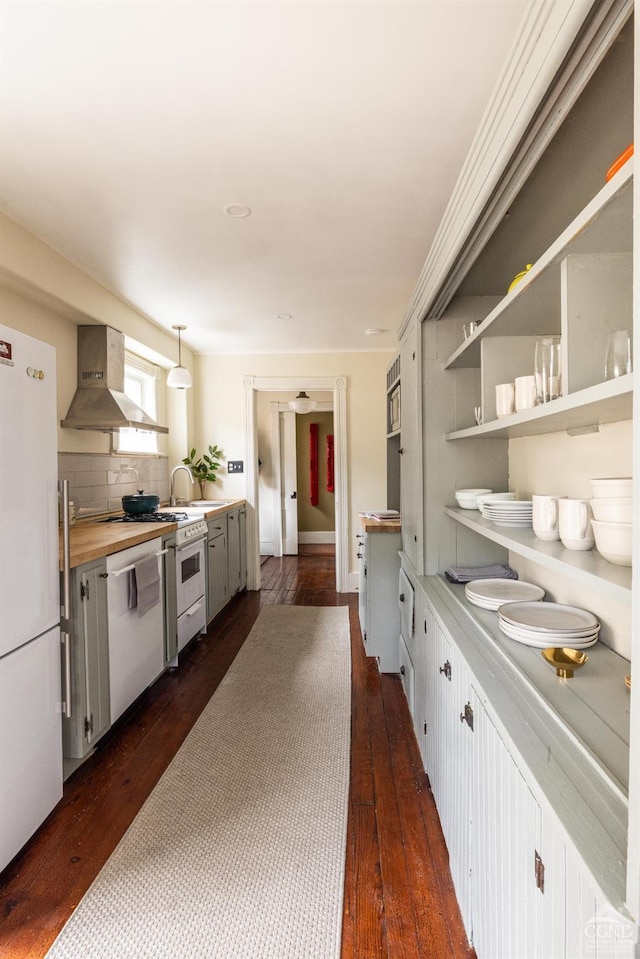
[82,563,110,746]
[471,692,541,959]
[412,588,428,762]
[208,532,228,620]
[227,509,241,595]
[400,318,421,570]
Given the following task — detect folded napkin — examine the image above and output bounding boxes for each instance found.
[444,564,518,584]
[133,554,161,616]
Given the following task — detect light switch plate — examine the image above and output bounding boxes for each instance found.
[228,460,244,473]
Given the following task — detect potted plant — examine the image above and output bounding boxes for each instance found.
[182,444,223,500]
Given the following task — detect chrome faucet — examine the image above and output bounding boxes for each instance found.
[170,465,194,507]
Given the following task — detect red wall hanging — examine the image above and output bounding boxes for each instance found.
[309,423,319,505]
[326,434,334,492]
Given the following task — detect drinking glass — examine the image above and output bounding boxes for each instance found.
[604,330,632,379]
[534,336,562,404]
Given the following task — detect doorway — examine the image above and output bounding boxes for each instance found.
[243,376,348,592]
[277,404,335,556]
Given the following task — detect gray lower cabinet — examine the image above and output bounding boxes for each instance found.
[227,507,246,597]
[162,531,178,664]
[238,505,246,591]
[207,515,228,622]
[61,557,110,762]
[357,525,401,672]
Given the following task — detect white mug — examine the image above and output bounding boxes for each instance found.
[532,494,566,541]
[558,498,595,551]
[515,375,536,412]
[495,382,515,418]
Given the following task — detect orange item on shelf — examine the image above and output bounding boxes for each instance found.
[605,143,634,182]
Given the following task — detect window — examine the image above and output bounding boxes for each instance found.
[112,352,159,454]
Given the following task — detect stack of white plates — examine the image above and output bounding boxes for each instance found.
[498,602,600,648]
[482,499,533,527]
[465,579,545,610]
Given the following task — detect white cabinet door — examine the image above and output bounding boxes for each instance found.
[470,691,542,959]
[412,583,428,752]
[422,604,473,934]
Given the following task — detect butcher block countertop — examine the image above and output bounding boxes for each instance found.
[60,500,245,570]
[359,513,402,534]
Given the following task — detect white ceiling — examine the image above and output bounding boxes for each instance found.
[0,1,529,356]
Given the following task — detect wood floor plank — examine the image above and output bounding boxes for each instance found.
[0,555,471,959]
[381,676,474,959]
[364,664,423,959]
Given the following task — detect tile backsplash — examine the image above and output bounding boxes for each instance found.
[58,453,170,517]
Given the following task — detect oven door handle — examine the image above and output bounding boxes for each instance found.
[111,548,168,577]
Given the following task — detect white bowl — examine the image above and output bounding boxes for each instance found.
[592,519,632,566]
[455,488,492,510]
[590,477,633,499]
[589,498,633,524]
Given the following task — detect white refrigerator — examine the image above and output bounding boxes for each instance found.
[0,323,63,873]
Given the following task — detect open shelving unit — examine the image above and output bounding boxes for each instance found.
[443,505,631,603]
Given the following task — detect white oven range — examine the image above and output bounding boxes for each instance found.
[175,517,207,653]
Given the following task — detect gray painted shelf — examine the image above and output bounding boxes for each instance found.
[443,505,632,603]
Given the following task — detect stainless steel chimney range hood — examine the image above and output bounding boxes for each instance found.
[61,325,169,434]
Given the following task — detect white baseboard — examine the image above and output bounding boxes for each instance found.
[298,531,336,545]
[347,570,359,593]
[260,541,275,556]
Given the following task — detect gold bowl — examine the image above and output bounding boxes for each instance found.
[542,647,588,678]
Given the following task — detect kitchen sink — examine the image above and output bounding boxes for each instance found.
[189,500,233,507]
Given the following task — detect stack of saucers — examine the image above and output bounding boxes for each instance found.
[498,601,600,648]
[482,499,533,528]
[477,492,516,515]
[465,578,545,610]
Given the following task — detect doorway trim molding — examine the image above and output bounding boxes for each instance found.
[243,376,348,592]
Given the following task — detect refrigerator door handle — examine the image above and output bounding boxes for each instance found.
[59,479,71,621]
[61,631,72,719]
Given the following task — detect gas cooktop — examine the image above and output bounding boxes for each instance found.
[103,511,190,524]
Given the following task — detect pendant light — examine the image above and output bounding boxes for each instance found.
[289,390,316,414]
[166,325,192,389]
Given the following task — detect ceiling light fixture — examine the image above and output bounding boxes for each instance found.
[365,328,387,336]
[277,313,292,320]
[289,391,316,414]
[223,203,252,218]
[166,325,192,390]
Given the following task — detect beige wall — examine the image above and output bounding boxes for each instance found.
[296,411,335,533]
[195,352,394,576]
[2,212,394,577]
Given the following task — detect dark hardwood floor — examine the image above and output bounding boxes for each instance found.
[0,554,472,959]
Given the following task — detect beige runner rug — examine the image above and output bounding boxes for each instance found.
[47,605,351,959]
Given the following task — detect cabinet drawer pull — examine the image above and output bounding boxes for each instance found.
[460,702,474,730]
[399,593,405,602]
[439,660,452,680]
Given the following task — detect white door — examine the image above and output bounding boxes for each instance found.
[280,410,298,555]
